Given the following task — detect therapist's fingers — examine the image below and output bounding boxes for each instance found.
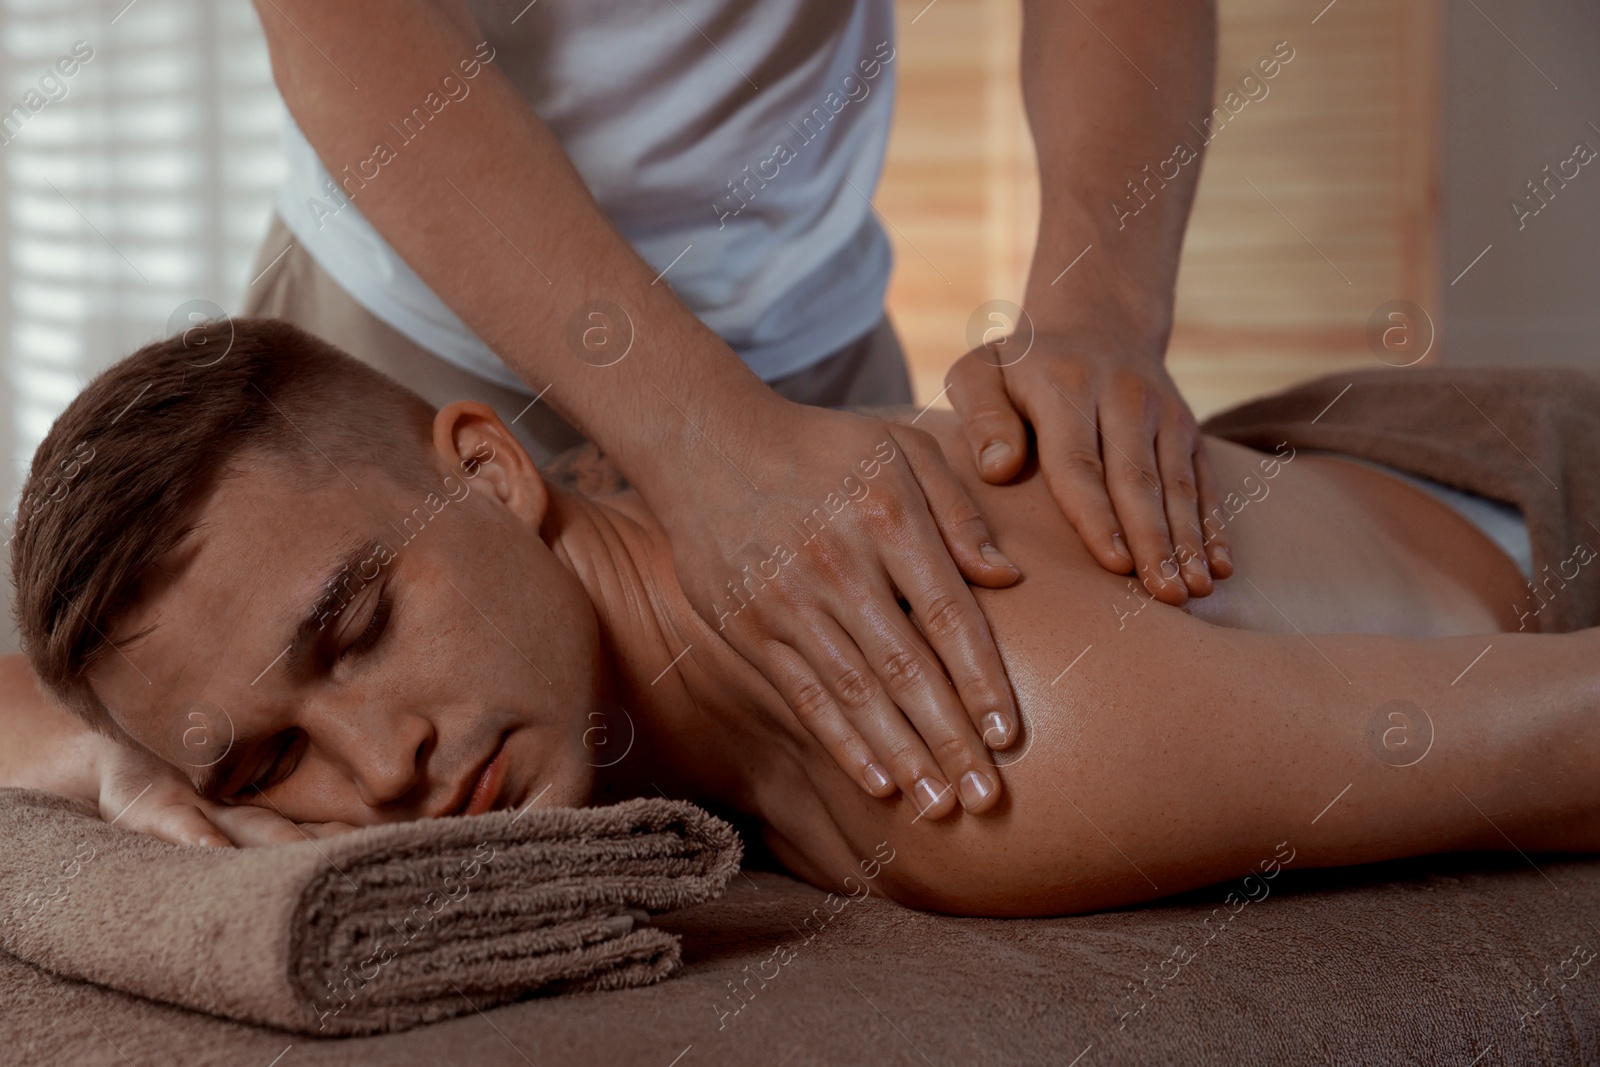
[891,427,1021,746]
[1193,441,1232,578]
[769,612,962,820]
[947,348,1028,483]
[855,593,1006,815]
[848,586,1006,812]
[890,426,1020,590]
[1031,380,1135,576]
[1094,377,1192,605]
[661,405,1014,819]
[758,636,899,800]
[1156,418,1212,599]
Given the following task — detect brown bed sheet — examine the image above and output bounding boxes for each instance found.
[8,855,1600,1065]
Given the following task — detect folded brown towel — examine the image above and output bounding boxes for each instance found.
[0,788,741,1035]
[1202,364,1600,632]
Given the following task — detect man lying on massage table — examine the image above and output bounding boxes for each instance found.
[3,320,1596,918]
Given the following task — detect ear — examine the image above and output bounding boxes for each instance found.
[431,401,550,530]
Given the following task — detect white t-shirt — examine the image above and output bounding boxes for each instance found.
[275,0,897,394]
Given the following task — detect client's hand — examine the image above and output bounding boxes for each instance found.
[96,736,354,847]
[646,398,1022,818]
[946,338,1232,606]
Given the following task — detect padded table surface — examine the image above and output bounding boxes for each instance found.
[8,854,1598,1066]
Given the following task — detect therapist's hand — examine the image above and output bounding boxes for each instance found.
[946,336,1231,606]
[652,398,1022,819]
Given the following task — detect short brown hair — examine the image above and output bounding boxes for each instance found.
[11,317,438,729]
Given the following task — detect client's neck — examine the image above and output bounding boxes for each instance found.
[543,485,785,814]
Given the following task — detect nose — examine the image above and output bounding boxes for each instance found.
[313,699,435,809]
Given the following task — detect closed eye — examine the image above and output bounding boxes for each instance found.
[237,729,305,798]
[235,592,391,798]
[232,588,393,799]
[340,591,392,662]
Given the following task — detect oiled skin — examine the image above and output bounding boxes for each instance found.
[588,411,1599,916]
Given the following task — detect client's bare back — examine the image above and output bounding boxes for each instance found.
[709,409,1599,915]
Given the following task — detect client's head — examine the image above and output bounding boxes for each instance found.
[12,317,600,825]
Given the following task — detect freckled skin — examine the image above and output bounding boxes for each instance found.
[91,407,1600,918]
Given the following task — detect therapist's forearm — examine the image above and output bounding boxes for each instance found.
[252,0,775,492]
[1019,0,1216,354]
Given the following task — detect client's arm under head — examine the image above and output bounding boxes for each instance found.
[0,653,349,847]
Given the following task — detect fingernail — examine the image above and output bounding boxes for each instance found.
[958,771,994,810]
[1183,554,1210,580]
[1214,544,1232,567]
[913,777,948,814]
[979,542,1016,570]
[980,441,1011,469]
[982,711,1010,747]
[197,834,227,848]
[1110,533,1133,565]
[863,763,892,794]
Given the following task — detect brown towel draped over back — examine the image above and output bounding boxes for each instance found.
[0,790,741,1036]
[1201,365,1600,633]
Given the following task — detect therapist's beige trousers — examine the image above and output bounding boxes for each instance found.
[241,213,913,465]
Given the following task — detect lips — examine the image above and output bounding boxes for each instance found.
[454,732,512,817]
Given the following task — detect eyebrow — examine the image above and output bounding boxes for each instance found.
[189,534,389,801]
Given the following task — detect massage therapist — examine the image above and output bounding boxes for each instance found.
[243,0,1226,815]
